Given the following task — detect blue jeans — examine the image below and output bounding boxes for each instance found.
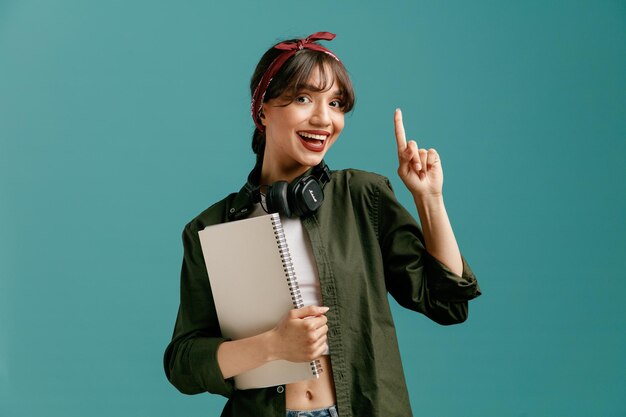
[286,405,339,417]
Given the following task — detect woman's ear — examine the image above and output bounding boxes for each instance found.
[260,104,268,126]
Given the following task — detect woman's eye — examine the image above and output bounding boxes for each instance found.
[295,96,311,103]
[330,100,343,108]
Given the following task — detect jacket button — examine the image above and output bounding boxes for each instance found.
[276,385,285,394]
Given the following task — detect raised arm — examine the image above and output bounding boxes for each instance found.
[393,108,463,276]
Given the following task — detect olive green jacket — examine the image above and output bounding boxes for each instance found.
[164,169,481,417]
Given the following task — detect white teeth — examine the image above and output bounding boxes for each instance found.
[298,132,327,140]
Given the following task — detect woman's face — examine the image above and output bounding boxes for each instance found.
[261,67,345,178]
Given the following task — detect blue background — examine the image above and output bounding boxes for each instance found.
[1,1,625,416]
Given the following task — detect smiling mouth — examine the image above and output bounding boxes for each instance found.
[297,131,329,152]
[298,131,327,142]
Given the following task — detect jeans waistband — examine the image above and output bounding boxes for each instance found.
[286,404,338,417]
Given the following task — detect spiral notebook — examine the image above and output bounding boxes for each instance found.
[197,213,321,389]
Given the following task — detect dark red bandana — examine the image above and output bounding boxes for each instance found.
[251,32,340,132]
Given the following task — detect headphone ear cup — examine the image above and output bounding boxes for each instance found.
[266,181,292,218]
[289,177,324,217]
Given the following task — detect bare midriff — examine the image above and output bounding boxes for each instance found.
[285,355,336,410]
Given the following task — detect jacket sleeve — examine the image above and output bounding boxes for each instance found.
[376,176,481,325]
[163,223,236,397]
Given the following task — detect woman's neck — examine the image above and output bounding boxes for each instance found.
[260,156,310,185]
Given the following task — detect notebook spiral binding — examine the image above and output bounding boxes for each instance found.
[270,213,323,377]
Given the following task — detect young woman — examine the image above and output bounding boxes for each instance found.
[164,32,481,417]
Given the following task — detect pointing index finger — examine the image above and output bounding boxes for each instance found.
[394,108,407,152]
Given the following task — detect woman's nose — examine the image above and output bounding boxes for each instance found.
[310,103,331,126]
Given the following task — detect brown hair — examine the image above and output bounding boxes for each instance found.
[250,39,356,162]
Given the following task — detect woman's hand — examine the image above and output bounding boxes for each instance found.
[269,305,329,363]
[394,108,444,198]
[217,305,329,378]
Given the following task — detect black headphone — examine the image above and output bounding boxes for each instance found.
[245,160,332,218]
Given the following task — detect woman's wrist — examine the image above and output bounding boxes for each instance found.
[217,330,279,379]
[413,192,445,220]
[264,328,281,362]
